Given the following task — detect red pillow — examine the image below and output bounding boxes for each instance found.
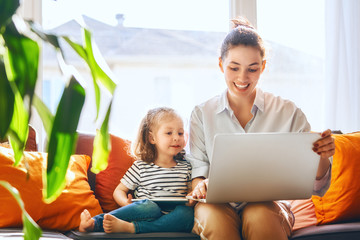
[0,125,37,151]
[0,146,103,231]
[25,125,38,151]
[312,132,360,224]
[94,134,135,212]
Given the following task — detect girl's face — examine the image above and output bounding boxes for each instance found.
[150,116,185,160]
[219,45,266,102]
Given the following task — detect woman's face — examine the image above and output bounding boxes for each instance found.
[219,45,265,101]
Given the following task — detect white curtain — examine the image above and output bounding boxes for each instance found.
[325,0,360,133]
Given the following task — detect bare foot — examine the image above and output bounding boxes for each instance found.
[79,209,95,232]
[103,214,135,233]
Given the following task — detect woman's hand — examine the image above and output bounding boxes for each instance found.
[313,129,335,179]
[313,129,335,159]
[193,178,209,198]
[187,178,209,206]
[191,178,209,198]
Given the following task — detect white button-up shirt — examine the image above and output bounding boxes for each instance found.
[186,88,331,197]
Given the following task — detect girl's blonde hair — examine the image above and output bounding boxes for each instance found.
[132,107,183,163]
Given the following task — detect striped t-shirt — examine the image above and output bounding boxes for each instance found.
[121,159,192,199]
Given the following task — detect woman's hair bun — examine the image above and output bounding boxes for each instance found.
[231,16,255,30]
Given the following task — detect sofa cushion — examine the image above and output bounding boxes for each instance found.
[0,125,37,151]
[312,132,360,224]
[94,134,135,212]
[75,132,97,193]
[291,222,360,240]
[0,146,102,231]
[67,231,201,239]
[0,228,71,239]
[75,132,135,213]
[25,125,38,151]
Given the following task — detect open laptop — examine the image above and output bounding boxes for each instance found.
[187,132,320,203]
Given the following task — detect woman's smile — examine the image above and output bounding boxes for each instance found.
[234,82,250,90]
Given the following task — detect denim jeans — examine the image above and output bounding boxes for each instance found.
[92,199,194,233]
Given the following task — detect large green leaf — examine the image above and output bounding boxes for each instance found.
[0,181,42,240]
[33,94,54,136]
[44,76,85,203]
[63,35,101,119]
[2,23,36,165]
[7,81,29,166]
[0,58,14,139]
[64,28,116,120]
[4,22,39,103]
[0,0,19,32]
[62,36,87,60]
[82,28,116,95]
[91,102,112,174]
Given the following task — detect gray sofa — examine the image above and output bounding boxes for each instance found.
[3,222,360,239]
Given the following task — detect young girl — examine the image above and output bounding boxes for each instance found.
[79,107,194,234]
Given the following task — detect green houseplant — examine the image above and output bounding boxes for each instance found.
[0,0,117,238]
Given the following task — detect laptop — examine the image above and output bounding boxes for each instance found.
[187,132,320,203]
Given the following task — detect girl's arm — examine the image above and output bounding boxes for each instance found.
[113,182,133,207]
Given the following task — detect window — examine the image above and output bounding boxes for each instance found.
[42,0,229,139]
[256,0,325,131]
[41,0,326,141]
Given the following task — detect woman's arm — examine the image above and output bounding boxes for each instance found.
[185,107,211,179]
[113,182,133,207]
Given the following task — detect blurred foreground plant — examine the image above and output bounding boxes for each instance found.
[0,0,117,238]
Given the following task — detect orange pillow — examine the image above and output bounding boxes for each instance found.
[0,146,103,231]
[94,134,135,212]
[312,132,360,224]
[289,199,317,231]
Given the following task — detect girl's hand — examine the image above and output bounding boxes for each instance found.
[313,129,335,179]
[124,194,133,206]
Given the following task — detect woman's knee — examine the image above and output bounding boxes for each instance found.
[194,204,240,230]
[241,202,291,240]
[193,203,241,240]
[242,202,279,225]
[195,203,228,219]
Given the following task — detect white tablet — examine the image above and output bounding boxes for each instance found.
[131,198,189,205]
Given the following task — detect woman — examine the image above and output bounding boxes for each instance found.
[186,17,335,240]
